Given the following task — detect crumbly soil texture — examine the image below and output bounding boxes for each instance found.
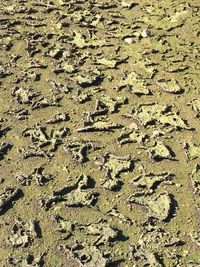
[0,0,200,266]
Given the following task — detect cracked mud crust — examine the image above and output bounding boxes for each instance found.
[0,0,200,266]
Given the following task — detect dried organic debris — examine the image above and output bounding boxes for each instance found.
[77,120,123,132]
[64,139,100,163]
[49,81,71,94]
[46,112,70,124]
[18,145,49,159]
[156,78,184,94]
[53,215,122,247]
[148,142,175,161]
[188,99,200,120]
[127,191,173,221]
[106,207,133,225]
[75,69,104,88]
[94,94,128,114]
[132,103,190,130]
[117,128,148,146]
[99,153,134,190]
[190,164,200,194]
[79,219,120,246]
[129,225,183,266]
[31,95,61,110]
[0,187,22,215]
[53,215,75,240]
[64,243,111,267]
[7,218,41,247]
[119,71,151,95]
[22,125,69,153]
[189,230,200,247]
[41,174,98,210]
[5,108,29,120]
[11,86,40,104]
[183,142,200,160]
[0,142,12,160]
[15,166,53,186]
[7,253,46,267]
[131,172,174,190]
